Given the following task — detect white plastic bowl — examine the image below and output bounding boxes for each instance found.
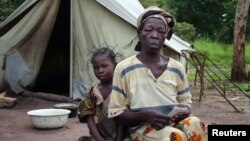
[27,109,71,129]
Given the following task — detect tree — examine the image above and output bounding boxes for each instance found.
[231,0,250,82]
[166,0,238,42]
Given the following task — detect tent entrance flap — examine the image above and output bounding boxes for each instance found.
[32,0,70,96]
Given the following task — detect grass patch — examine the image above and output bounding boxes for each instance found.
[193,38,250,66]
[188,38,250,93]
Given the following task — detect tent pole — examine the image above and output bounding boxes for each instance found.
[70,0,73,99]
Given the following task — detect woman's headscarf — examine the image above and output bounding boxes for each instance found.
[135,6,175,51]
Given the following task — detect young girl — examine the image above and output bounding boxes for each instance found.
[78,47,126,141]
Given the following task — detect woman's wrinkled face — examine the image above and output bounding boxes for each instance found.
[91,55,115,83]
[139,18,167,53]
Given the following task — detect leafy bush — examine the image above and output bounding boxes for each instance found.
[174,22,196,42]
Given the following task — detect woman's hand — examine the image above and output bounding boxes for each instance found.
[144,109,173,130]
[172,111,190,123]
[172,104,191,123]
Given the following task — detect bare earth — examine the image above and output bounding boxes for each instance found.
[0,81,250,141]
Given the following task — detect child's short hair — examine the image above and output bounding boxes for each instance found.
[91,47,117,65]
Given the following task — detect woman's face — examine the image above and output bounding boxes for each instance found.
[91,55,115,83]
[139,18,167,53]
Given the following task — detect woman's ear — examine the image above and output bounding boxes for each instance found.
[137,29,141,36]
[137,30,142,40]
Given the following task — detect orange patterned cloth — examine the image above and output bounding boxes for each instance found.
[130,116,207,141]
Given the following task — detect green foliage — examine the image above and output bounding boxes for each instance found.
[194,38,232,66]
[140,0,171,12]
[140,0,247,43]
[155,0,169,11]
[174,22,196,42]
[246,92,250,97]
[139,0,197,43]
[189,39,250,92]
[167,0,238,43]
[194,38,250,66]
[217,0,238,43]
[0,0,25,22]
[139,0,158,8]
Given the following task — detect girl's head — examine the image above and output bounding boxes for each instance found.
[91,47,117,83]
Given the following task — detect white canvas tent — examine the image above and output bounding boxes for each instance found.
[0,0,194,99]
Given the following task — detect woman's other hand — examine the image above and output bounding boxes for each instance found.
[144,109,173,130]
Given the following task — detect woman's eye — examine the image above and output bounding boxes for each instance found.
[143,28,152,32]
[159,30,165,34]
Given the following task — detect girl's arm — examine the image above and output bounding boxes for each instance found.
[87,116,105,141]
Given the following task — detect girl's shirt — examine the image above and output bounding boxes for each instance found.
[79,82,118,140]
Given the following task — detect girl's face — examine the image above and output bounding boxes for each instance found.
[91,55,115,83]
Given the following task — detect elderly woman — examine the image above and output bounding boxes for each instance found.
[108,6,207,141]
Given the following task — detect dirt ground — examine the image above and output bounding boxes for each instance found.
[0,96,89,141]
[0,81,250,141]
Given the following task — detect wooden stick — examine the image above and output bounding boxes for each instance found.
[21,91,73,103]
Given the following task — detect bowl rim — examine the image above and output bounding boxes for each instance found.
[54,103,78,108]
[27,108,71,116]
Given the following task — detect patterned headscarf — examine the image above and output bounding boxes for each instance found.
[135,6,175,51]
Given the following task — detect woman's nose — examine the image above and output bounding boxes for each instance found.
[151,31,159,38]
